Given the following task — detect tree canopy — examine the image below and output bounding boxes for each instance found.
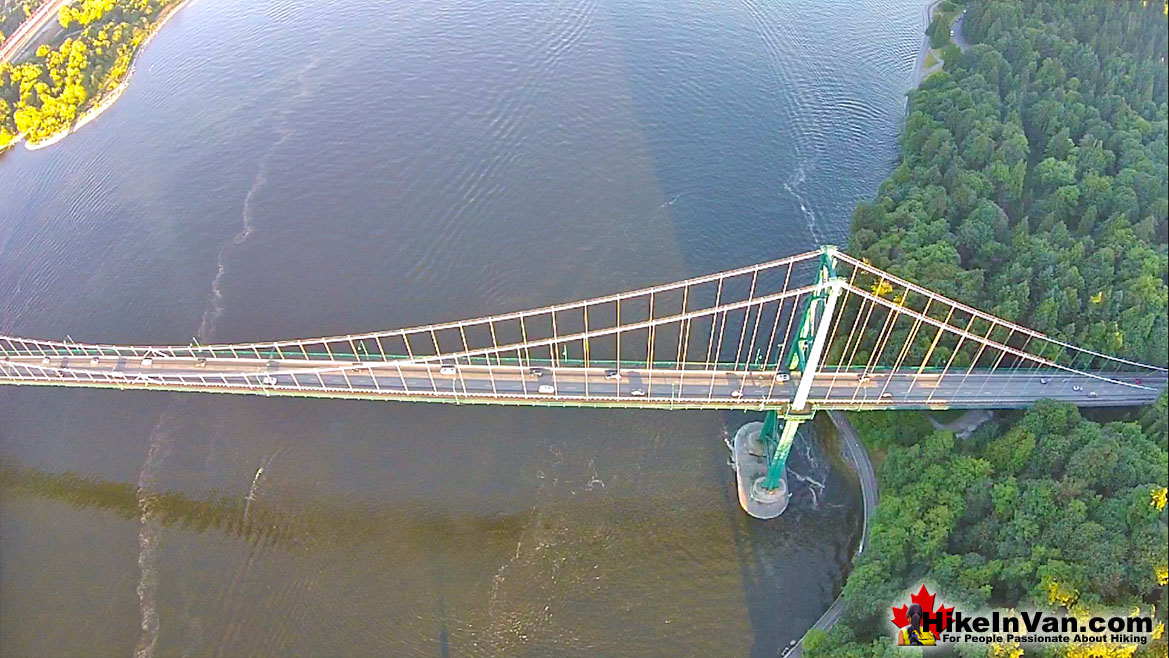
[815,1,1169,657]
[0,1,47,43]
[0,0,175,147]
[851,0,1169,367]
[812,400,1168,658]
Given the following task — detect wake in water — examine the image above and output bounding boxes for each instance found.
[133,56,320,658]
[790,471,826,509]
[782,163,825,245]
[731,0,827,246]
[645,193,682,227]
[483,443,608,652]
[134,406,184,658]
[242,448,283,523]
[583,458,605,491]
[772,425,830,511]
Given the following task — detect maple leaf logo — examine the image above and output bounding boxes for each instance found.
[891,604,911,628]
[891,585,954,630]
[912,584,935,613]
[935,604,954,631]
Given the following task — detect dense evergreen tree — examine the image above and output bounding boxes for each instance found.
[851,0,1168,366]
[814,2,1169,657]
[811,401,1168,658]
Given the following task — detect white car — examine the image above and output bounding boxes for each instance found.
[774,372,790,383]
[604,370,621,380]
[630,388,646,397]
[140,357,153,367]
[730,390,743,398]
[439,365,457,375]
[537,384,555,394]
[261,375,278,386]
[90,356,100,365]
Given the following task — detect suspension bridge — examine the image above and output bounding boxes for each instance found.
[2,246,1165,517]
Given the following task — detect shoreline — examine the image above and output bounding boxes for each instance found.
[911,0,944,88]
[25,77,129,151]
[784,2,934,655]
[781,412,878,658]
[20,0,193,152]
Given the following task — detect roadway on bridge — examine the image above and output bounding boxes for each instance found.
[3,354,1163,409]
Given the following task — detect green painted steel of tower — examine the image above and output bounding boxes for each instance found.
[782,247,837,373]
[759,409,785,489]
[762,246,839,491]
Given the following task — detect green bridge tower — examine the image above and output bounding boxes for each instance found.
[738,245,845,518]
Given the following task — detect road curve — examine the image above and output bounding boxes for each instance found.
[951,9,972,51]
[783,411,878,658]
[0,0,73,66]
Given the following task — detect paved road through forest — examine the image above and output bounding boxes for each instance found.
[0,0,73,65]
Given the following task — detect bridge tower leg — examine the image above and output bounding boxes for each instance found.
[736,246,845,519]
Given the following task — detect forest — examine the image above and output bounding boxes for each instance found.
[809,401,1167,658]
[852,0,1167,366]
[0,0,176,148]
[0,0,47,43]
[808,1,1169,657]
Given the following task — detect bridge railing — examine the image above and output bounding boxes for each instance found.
[0,249,826,378]
[802,253,1167,407]
[2,247,1165,408]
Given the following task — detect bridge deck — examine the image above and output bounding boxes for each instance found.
[2,355,1162,410]
[3,247,1165,411]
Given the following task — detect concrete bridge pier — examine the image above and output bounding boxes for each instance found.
[734,247,842,518]
[732,420,788,518]
[732,411,811,519]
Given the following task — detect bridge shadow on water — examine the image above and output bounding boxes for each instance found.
[0,458,535,554]
[1,404,862,658]
[718,411,862,658]
[7,453,826,656]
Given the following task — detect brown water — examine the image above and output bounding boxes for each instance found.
[0,0,926,655]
